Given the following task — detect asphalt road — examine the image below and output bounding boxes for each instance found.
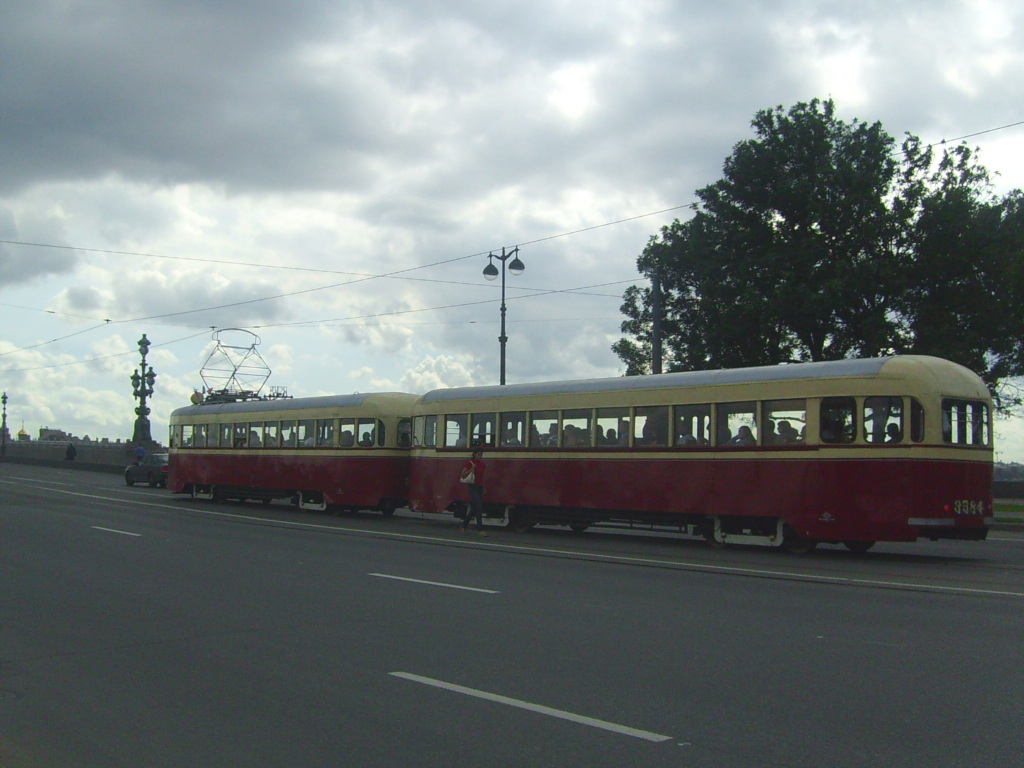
[2,464,1022,768]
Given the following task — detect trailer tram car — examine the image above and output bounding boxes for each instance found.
[169,393,417,514]
[407,356,993,552]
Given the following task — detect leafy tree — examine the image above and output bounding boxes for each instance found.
[614,99,1024,409]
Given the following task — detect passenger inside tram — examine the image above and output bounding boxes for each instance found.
[528,423,544,448]
[676,425,698,445]
[562,425,587,447]
[730,426,755,445]
[545,423,558,446]
[776,420,800,443]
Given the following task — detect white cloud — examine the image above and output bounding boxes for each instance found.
[400,355,479,393]
[0,0,1021,455]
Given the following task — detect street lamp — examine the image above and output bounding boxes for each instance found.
[1,391,8,459]
[131,334,157,446]
[483,246,525,386]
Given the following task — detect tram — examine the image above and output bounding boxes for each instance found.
[168,393,417,513]
[407,355,994,551]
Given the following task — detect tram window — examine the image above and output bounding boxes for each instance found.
[500,412,526,447]
[972,402,991,446]
[296,419,315,447]
[444,414,468,448]
[248,422,264,448]
[864,397,903,444]
[413,415,437,447]
[529,410,559,448]
[561,409,592,448]
[317,419,336,447]
[280,420,297,448]
[338,418,355,447]
[218,423,232,448]
[194,424,208,448]
[264,422,280,448]
[470,413,496,448]
[181,424,195,447]
[233,423,248,448]
[820,398,855,444]
[596,407,629,447]
[942,399,990,446]
[763,399,806,444]
[635,406,668,447]
[357,418,380,447]
[910,399,925,443]
[397,418,412,448]
[674,404,710,446]
[716,402,757,446]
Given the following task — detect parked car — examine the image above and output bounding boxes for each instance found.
[125,453,169,488]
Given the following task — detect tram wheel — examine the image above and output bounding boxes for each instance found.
[569,523,589,534]
[781,525,817,554]
[843,540,876,554]
[507,508,535,533]
[380,502,397,517]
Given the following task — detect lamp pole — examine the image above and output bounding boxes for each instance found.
[483,246,525,386]
[130,334,157,446]
[1,391,7,459]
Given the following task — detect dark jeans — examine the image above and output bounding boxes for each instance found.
[463,484,484,530]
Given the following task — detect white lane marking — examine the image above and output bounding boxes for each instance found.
[369,573,499,594]
[390,672,673,743]
[8,485,1023,599]
[0,477,75,486]
[92,526,142,537]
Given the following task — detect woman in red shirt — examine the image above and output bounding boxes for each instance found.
[460,449,487,536]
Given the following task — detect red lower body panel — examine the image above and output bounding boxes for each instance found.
[408,454,991,543]
[169,452,408,508]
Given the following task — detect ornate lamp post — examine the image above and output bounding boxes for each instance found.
[482,246,525,386]
[130,334,157,445]
[1,391,8,459]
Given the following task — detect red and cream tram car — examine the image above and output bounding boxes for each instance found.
[169,393,417,514]
[408,355,993,551]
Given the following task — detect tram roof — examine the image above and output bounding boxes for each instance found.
[171,392,413,418]
[419,356,953,404]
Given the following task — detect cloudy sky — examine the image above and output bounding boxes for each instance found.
[1,0,1023,460]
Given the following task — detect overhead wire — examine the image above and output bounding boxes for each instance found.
[1,116,1019,369]
[0,330,212,373]
[251,278,638,330]
[0,320,112,358]
[0,202,677,351]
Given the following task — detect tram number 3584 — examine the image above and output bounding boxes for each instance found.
[952,499,987,516]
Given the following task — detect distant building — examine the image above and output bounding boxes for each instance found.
[39,427,73,442]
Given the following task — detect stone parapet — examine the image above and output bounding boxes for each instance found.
[1,440,165,473]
